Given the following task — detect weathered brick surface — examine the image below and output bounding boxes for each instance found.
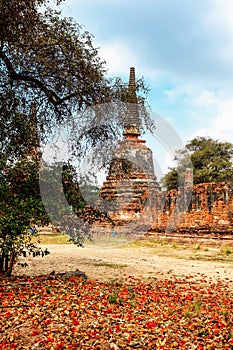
[97,68,233,236]
[99,67,160,226]
[151,182,233,235]
[99,135,160,225]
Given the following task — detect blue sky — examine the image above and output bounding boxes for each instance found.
[56,0,233,177]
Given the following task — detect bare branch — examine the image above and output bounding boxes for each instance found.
[0,49,62,107]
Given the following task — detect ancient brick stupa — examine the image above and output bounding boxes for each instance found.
[100,67,160,226]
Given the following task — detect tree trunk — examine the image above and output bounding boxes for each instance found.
[0,248,15,276]
[5,251,15,277]
[0,249,4,274]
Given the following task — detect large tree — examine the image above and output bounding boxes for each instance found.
[0,0,152,176]
[0,0,109,142]
[0,0,154,275]
[0,0,152,151]
[0,157,51,276]
[162,137,233,190]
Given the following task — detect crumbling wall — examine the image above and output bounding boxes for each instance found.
[152,182,233,234]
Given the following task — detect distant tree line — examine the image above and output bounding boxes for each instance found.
[162,137,233,190]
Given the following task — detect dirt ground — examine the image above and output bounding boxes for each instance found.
[13,238,233,282]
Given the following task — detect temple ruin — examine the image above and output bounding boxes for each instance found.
[99,67,160,226]
[97,67,233,237]
[151,182,233,237]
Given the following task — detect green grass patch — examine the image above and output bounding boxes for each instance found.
[32,234,72,245]
[119,239,158,249]
[193,244,201,251]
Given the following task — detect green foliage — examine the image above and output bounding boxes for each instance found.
[0,0,153,149]
[108,294,118,304]
[162,137,233,190]
[0,0,109,128]
[40,162,113,246]
[0,158,50,276]
[225,247,232,255]
[0,0,153,275]
[194,244,201,251]
[161,168,179,190]
[186,137,233,184]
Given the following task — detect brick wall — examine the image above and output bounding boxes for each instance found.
[151,182,233,234]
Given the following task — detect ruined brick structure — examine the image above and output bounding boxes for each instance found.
[97,68,233,236]
[99,67,160,225]
[151,182,233,235]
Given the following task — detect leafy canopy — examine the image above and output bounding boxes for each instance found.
[0,0,153,155]
[0,0,155,275]
[162,137,233,190]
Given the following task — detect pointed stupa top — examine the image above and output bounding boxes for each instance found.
[128,67,136,89]
[123,67,141,138]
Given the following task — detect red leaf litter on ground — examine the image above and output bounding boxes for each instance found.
[0,273,232,349]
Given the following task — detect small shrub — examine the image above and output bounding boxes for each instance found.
[108,294,118,304]
[160,239,168,246]
[225,247,232,255]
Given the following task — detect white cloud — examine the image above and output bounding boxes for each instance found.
[207,99,233,141]
[203,1,233,66]
[60,0,233,148]
[97,41,139,76]
[191,94,233,143]
[162,82,233,145]
[192,90,219,106]
[164,84,198,103]
[97,40,160,81]
[60,0,233,86]
[206,0,233,32]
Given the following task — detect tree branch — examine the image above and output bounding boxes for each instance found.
[0,49,64,107]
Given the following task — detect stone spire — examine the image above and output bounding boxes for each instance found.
[99,67,160,229]
[128,67,137,102]
[123,67,141,138]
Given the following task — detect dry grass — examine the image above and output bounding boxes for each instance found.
[32,234,233,264]
[119,238,233,263]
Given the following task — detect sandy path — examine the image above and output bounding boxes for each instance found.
[13,243,233,282]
